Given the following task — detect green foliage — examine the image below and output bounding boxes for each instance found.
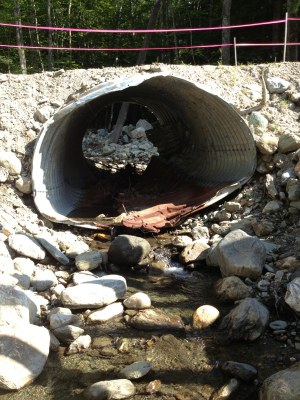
[0,0,298,73]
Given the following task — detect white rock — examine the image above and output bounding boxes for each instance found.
[285,277,300,315]
[120,361,152,379]
[0,285,37,325]
[75,250,102,271]
[65,241,90,258]
[61,274,127,309]
[31,268,58,291]
[47,307,72,320]
[72,271,100,285]
[66,335,91,355]
[0,324,50,390]
[0,274,18,287]
[8,233,46,260]
[34,105,52,123]
[192,305,220,329]
[0,255,14,273]
[0,151,22,175]
[87,302,124,324]
[266,76,290,94]
[15,176,32,194]
[84,379,136,400]
[0,166,9,182]
[13,257,35,289]
[123,292,151,309]
[136,119,153,131]
[260,362,300,400]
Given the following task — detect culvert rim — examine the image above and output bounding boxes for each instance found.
[32,72,256,232]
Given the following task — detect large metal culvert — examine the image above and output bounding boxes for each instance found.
[32,73,256,232]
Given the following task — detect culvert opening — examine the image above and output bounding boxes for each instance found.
[32,73,257,232]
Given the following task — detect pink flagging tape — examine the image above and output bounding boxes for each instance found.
[0,19,286,34]
[0,43,233,51]
[288,17,300,20]
[236,42,300,47]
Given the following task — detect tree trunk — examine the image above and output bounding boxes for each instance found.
[286,0,300,61]
[221,0,232,65]
[109,0,162,144]
[30,0,44,71]
[13,0,27,74]
[47,0,53,71]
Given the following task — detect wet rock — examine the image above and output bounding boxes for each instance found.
[87,302,124,324]
[262,200,282,213]
[120,360,152,379]
[31,267,58,291]
[66,334,91,355]
[260,362,300,400]
[52,325,84,344]
[36,236,70,265]
[145,379,161,394]
[221,361,257,382]
[211,378,239,400]
[15,176,32,194]
[249,111,268,127]
[172,235,193,248]
[123,292,151,309]
[0,151,22,175]
[285,277,300,315]
[217,229,266,279]
[8,233,46,260]
[192,305,220,329]
[219,298,269,342]
[255,134,278,155]
[214,276,252,302]
[61,274,127,309]
[0,324,50,390]
[266,76,290,93]
[84,379,136,400]
[127,308,184,331]
[278,133,300,153]
[269,320,288,330]
[108,235,151,266]
[179,240,210,264]
[75,250,103,271]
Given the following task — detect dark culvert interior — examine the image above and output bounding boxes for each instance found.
[32,74,257,231]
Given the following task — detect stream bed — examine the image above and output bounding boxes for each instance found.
[0,236,295,400]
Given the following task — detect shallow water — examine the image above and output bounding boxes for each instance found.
[0,245,295,400]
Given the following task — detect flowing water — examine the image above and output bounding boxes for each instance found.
[0,238,293,400]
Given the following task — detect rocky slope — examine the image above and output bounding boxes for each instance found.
[0,62,300,399]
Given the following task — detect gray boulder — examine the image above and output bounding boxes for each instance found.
[259,362,300,400]
[219,298,269,342]
[217,229,266,279]
[108,235,151,266]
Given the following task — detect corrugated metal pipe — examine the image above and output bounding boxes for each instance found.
[32,73,256,232]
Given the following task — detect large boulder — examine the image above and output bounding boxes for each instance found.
[219,298,269,342]
[259,362,300,400]
[0,324,50,390]
[61,274,127,309]
[108,235,151,266]
[217,229,266,279]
